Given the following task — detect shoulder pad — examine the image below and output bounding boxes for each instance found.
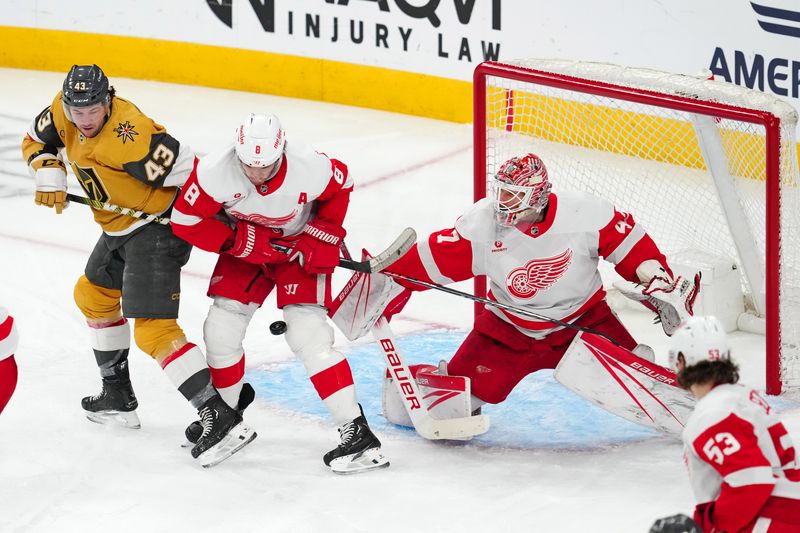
[123,131,182,187]
[30,104,63,148]
[455,199,495,241]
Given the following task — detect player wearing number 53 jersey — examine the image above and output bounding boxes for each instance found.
[171,113,388,473]
[21,65,255,467]
[651,317,800,533]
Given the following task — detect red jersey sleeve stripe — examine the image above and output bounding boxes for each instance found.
[614,234,669,281]
[423,229,475,283]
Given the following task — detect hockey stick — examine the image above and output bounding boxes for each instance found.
[271,227,417,274]
[338,241,489,440]
[337,267,624,347]
[69,191,416,274]
[372,317,490,439]
[66,193,171,225]
[337,228,416,273]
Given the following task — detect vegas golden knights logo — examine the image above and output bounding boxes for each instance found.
[72,163,110,203]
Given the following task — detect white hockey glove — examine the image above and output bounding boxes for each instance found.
[614,268,700,336]
[32,156,68,214]
[329,256,410,341]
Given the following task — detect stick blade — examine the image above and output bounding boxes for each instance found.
[368,227,416,272]
[340,227,417,273]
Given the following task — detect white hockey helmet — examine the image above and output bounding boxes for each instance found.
[668,316,730,372]
[235,113,285,168]
[489,153,552,226]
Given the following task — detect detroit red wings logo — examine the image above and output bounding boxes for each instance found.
[506,249,573,299]
[229,209,296,226]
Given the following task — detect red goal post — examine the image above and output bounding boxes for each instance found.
[473,59,800,395]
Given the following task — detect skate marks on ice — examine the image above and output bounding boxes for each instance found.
[249,330,664,450]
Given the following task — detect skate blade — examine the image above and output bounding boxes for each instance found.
[198,423,257,468]
[330,447,390,475]
[85,409,141,429]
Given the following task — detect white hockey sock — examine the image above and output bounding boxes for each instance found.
[160,343,215,408]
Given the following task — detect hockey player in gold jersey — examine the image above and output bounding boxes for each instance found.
[21,64,255,467]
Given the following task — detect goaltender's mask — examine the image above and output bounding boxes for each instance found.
[489,153,552,227]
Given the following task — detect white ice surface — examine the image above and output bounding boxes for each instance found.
[1,68,798,533]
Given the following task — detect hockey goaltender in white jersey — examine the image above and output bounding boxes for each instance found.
[331,153,700,435]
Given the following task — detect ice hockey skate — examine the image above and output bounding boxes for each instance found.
[81,378,141,429]
[190,394,257,468]
[182,382,255,447]
[323,409,389,475]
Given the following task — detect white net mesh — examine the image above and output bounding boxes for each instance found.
[479,59,800,393]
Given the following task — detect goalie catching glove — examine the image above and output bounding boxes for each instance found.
[614,261,700,336]
[30,153,68,214]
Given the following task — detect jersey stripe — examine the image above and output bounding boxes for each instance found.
[724,466,777,487]
[418,237,456,285]
[605,223,645,264]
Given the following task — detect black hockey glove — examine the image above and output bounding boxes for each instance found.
[649,513,700,533]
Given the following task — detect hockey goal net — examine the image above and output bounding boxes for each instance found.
[473,59,800,395]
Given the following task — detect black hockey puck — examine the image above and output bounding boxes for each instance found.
[269,320,287,336]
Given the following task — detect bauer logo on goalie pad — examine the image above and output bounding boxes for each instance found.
[382,364,472,428]
[380,338,422,412]
[554,333,695,437]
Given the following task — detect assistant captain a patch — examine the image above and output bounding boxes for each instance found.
[114,120,139,144]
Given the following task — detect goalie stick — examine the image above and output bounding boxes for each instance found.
[337,242,489,440]
[372,317,490,440]
[271,227,416,274]
[336,267,625,346]
[337,228,417,273]
[68,192,416,274]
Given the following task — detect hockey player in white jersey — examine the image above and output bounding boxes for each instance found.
[0,307,18,415]
[171,113,388,474]
[650,317,800,533]
[372,153,698,418]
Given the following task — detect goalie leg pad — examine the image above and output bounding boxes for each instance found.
[382,363,472,427]
[554,332,695,437]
